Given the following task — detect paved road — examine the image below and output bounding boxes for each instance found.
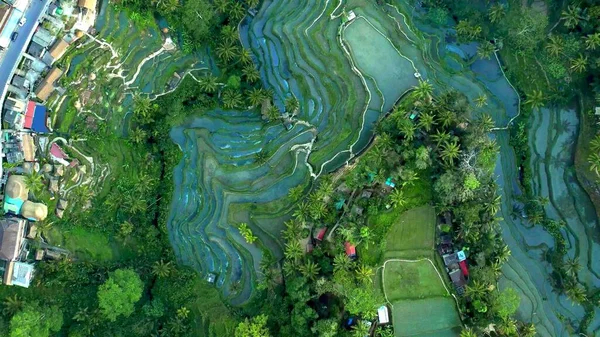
[0,0,52,106]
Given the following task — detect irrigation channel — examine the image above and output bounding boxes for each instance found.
[164,0,600,333]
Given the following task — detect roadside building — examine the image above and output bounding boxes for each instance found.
[78,0,97,10]
[0,8,21,49]
[21,133,35,162]
[449,269,467,295]
[3,96,26,128]
[27,41,45,58]
[0,5,13,35]
[34,67,63,101]
[0,217,27,261]
[48,38,69,63]
[11,74,27,89]
[24,101,50,133]
[32,27,54,48]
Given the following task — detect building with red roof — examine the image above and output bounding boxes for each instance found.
[315,228,327,241]
[24,101,49,133]
[345,242,356,258]
[459,260,469,277]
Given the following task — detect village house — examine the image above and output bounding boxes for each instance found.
[47,38,69,64]
[34,67,63,102]
[24,101,50,133]
[3,175,48,222]
[0,217,34,288]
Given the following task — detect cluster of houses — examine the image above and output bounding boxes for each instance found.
[437,212,469,295]
[0,0,98,288]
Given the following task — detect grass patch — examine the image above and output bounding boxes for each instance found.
[383,205,435,252]
[383,260,447,301]
[391,297,462,337]
[189,281,238,336]
[59,227,115,261]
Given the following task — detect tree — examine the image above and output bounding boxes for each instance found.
[589,135,600,152]
[242,65,260,82]
[221,25,239,43]
[431,129,451,146]
[570,54,588,73]
[223,89,243,109]
[545,35,564,57]
[235,314,271,337]
[216,42,238,63]
[333,253,353,273]
[239,48,253,65]
[440,139,461,164]
[456,20,481,41]
[266,106,280,121]
[129,127,147,144]
[476,42,495,60]
[284,240,303,263]
[9,304,63,337]
[415,146,431,170]
[474,94,488,107]
[561,5,583,29]
[247,88,267,106]
[417,112,436,132]
[413,80,433,101]
[181,0,215,44]
[565,283,587,304]
[213,0,228,13]
[2,295,23,316]
[24,171,44,196]
[459,327,477,337]
[585,33,600,51]
[228,1,246,21]
[493,288,520,319]
[300,260,321,281]
[355,264,374,284]
[237,223,258,244]
[345,287,381,319]
[199,75,218,93]
[285,96,299,114]
[152,260,173,278]
[352,321,370,337]
[525,90,544,109]
[588,152,600,175]
[389,189,406,209]
[97,269,143,322]
[488,4,505,23]
[564,257,581,277]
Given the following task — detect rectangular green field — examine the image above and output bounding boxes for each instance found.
[384,205,436,252]
[383,260,447,301]
[392,297,461,337]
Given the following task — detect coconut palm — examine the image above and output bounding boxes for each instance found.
[570,54,588,73]
[495,244,511,263]
[564,257,581,277]
[476,114,495,132]
[247,87,267,106]
[585,33,600,51]
[474,94,488,107]
[398,118,416,141]
[417,112,436,132]
[228,1,246,21]
[545,35,564,57]
[389,189,406,209]
[293,202,310,222]
[133,95,152,120]
[254,150,268,165]
[521,323,537,337]
[300,260,320,281]
[465,280,487,299]
[333,253,352,273]
[284,240,303,262]
[440,139,461,164]
[221,25,238,43]
[213,0,228,13]
[561,5,583,29]
[476,41,495,60]
[438,109,456,129]
[339,227,356,244]
[216,42,238,63]
[525,90,544,109]
[590,135,600,152]
[238,48,253,65]
[488,4,505,23]
[242,65,260,82]
[199,75,218,93]
[355,264,374,284]
[565,283,587,304]
[266,106,280,121]
[285,96,299,114]
[222,89,243,109]
[352,321,370,337]
[588,153,600,174]
[309,201,327,221]
[25,171,44,196]
[282,219,302,241]
[459,327,477,337]
[246,0,260,9]
[129,127,147,144]
[431,129,451,146]
[2,295,23,316]
[413,80,433,101]
[152,260,173,278]
[484,195,501,215]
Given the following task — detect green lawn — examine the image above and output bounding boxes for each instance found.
[384,205,436,252]
[391,297,462,337]
[383,260,448,301]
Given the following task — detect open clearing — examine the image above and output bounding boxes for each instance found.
[391,297,462,337]
[383,260,447,301]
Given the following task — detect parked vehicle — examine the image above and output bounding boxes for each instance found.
[18,18,26,27]
[10,32,18,41]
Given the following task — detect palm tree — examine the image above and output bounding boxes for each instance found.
[564,257,581,277]
[570,54,588,73]
[242,65,260,82]
[495,244,511,263]
[221,25,239,43]
[199,75,218,93]
[413,80,433,101]
[565,284,587,304]
[488,4,505,23]
[476,114,495,132]
[129,127,147,144]
[389,189,406,209]
[545,35,563,57]
[309,201,327,221]
[247,88,267,106]
[438,109,456,129]
[300,260,320,281]
[222,89,243,109]
[213,0,228,14]
[282,219,302,241]
[133,95,152,120]
[333,253,352,273]
[588,152,600,174]
[440,139,461,164]
[398,118,415,141]
[474,94,488,107]
[589,135,600,152]
[284,240,303,263]
[228,1,246,21]
[285,96,299,114]
[216,42,238,63]
[355,264,374,284]
[2,294,23,316]
[476,41,495,60]
[465,280,487,299]
[266,106,280,121]
[238,48,253,65]
[585,33,600,51]
[417,112,436,132]
[293,202,309,222]
[484,195,501,215]
[152,260,173,278]
[431,129,451,146]
[520,323,537,337]
[459,327,477,337]
[352,321,370,337]
[25,171,44,196]
[561,5,583,29]
[246,0,260,9]
[254,150,268,165]
[525,90,544,109]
